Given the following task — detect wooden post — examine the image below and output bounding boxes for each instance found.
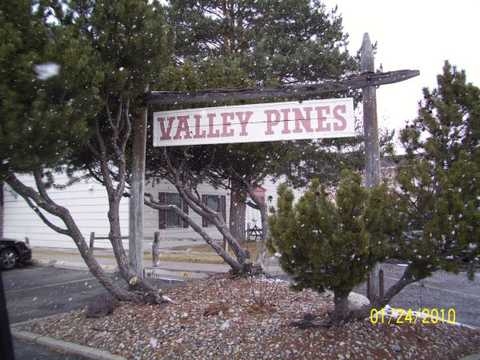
[0,182,3,238]
[89,232,95,254]
[361,33,382,303]
[366,275,371,300]
[129,107,147,278]
[152,231,160,267]
[361,33,381,188]
[379,269,385,299]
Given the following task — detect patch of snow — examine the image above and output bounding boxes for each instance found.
[34,62,60,80]
[162,295,175,303]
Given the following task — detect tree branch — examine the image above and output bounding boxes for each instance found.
[24,197,69,235]
[144,193,242,271]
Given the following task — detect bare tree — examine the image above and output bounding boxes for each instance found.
[155,149,262,275]
[5,171,145,302]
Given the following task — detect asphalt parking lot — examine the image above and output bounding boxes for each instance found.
[2,263,480,359]
[2,265,178,359]
[355,263,480,328]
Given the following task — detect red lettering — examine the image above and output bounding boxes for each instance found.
[236,111,253,136]
[315,106,331,132]
[333,105,347,131]
[264,110,280,135]
[207,113,220,138]
[280,109,291,134]
[221,112,234,137]
[173,115,191,140]
[293,107,313,133]
[158,116,175,140]
[193,114,206,139]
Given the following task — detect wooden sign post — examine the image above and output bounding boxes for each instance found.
[127,38,419,282]
[360,33,382,303]
[129,107,147,278]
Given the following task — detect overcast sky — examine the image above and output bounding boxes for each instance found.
[323,0,480,145]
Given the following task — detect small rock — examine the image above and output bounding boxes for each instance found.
[220,320,231,330]
[85,294,118,318]
[149,337,158,348]
[391,343,401,352]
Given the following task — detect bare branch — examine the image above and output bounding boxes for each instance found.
[24,197,69,235]
[373,264,419,308]
[120,98,132,153]
[144,193,242,271]
[33,170,54,204]
[52,173,91,190]
[95,118,107,156]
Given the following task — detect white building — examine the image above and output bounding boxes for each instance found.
[1,173,231,249]
[0,171,301,249]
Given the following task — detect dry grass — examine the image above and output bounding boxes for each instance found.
[158,241,260,264]
[157,253,225,264]
[172,241,260,257]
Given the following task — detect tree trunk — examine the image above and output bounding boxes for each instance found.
[246,185,269,267]
[162,150,262,275]
[5,173,142,303]
[144,197,244,273]
[330,291,351,323]
[105,193,163,302]
[229,179,246,242]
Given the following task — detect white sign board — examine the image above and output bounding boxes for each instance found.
[153,98,355,147]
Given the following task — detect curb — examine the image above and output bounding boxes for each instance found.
[12,329,126,360]
[32,258,215,280]
[32,259,192,283]
[32,259,118,273]
[461,355,480,360]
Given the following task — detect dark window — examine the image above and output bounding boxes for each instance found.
[201,194,226,227]
[158,192,188,229]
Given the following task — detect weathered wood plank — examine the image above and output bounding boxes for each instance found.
[146,69,419,106]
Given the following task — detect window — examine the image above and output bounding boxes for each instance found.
[158,192,188,229]
[201,194,226,227]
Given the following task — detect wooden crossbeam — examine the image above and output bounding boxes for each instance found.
[146,69,419,106]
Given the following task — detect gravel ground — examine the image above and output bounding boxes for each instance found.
[19,276,480,360]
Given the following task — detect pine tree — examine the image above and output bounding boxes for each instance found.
[154,0,361,255]
[1,0,172,303]
[397,61,480,279]
[269,170,401,322]
[0,0,101,176]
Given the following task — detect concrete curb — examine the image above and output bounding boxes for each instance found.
[32,259,118,273]
[12,313,68,328]
[12,329,126,360]
[32,258,216,280]
[461,355,480,360]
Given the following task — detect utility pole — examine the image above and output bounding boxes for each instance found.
[360,33,382,303]
[129,106,147,278]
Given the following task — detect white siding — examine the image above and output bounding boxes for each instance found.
[3,174,231,249]
[3,173,129,249]
[144,179,230,242]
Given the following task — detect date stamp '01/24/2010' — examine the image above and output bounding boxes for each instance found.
[370,307,456,325]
